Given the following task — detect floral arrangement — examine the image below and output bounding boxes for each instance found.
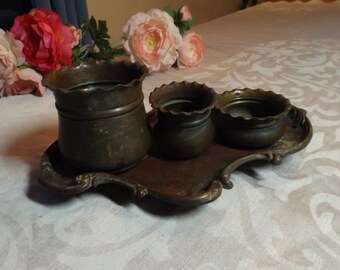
[122,5,204,72]
[0,9,75,97]
[0,8,120,97]
[0,5,203,97]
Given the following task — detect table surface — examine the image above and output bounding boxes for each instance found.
[1,1,340,269]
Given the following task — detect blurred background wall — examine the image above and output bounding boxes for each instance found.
[86,0,244,45]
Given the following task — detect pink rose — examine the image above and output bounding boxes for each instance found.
[67,25,82,48]
[2,68,45,97]
[177,31,204,69]
[179,5,192,22]
[122,9,182,72]
[0,29,25,78]
[10,8,75,74]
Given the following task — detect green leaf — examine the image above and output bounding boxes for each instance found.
[72,16,124,65]
[163,6,172,15]
[162,7,194,36]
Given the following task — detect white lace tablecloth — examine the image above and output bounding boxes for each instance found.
[1,1,340,269]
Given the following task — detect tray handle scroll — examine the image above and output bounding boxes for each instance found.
[39,151,148,197]
[220,152,283,188]
[152,180,223,206]
[39,152,92,194]
[75,172,149,198]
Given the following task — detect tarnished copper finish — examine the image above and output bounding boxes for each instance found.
[43,60,151,172]
[38,106,312,206]
[149,81,216,159]
[214,88,292,148]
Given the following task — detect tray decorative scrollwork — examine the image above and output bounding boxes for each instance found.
[38,106,312,206]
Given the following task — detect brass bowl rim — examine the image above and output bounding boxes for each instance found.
[42,60,149,93]
[215,88,292,123]
[149,81,217,116]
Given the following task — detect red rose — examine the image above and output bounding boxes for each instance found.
[10,8,74,74]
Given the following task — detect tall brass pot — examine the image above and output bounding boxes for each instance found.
[43,60,151,172]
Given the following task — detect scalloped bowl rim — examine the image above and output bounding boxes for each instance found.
[216,88,292,122]
[149,81,217,116]
[42,60,149,93]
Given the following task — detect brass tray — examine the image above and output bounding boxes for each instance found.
[38,107,312,206]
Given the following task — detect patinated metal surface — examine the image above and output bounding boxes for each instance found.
[43,60,152,172]
[215,88,292,148]
[38,106,312,206]
[149,81,216,159]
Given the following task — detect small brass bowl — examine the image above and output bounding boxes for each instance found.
[149,81,216,159]
[214,88,292,148]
